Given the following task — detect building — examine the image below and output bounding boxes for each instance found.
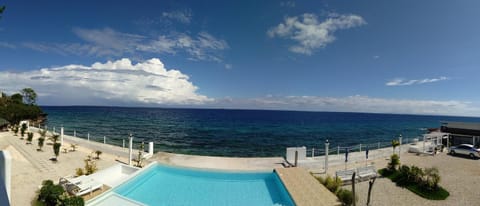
[440,121,480,146]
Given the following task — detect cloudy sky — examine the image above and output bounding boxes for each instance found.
[1,0,479,116]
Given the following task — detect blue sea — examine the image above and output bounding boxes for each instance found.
[41,106,480,157]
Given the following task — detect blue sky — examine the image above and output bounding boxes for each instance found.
[1,0,480,116]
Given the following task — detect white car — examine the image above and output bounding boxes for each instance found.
[449,144,480,159]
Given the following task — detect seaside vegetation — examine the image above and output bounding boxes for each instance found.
[20,123,27,139]
[379,155,449,200]
[52,143,61,162]
[0,88,44,124]
[27,132,34,144]
[315,175,357,206]
[35,180,84,206]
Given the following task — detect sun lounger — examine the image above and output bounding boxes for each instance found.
[60,175,103,196]
[335,169,358,184]
[357,165,377,181]
[71,179,103,196]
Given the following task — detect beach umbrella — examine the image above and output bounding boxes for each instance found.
[345,148,349,162]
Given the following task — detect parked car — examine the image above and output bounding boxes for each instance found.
[449,144,480,159]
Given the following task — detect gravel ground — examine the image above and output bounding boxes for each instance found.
[327,151,480,206]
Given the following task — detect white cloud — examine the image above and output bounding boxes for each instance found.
[162,10,192,24]
[0,58,211,105]
[268,13,366,55]
[212,95,480,117]
[386,76,448,86]
[21,28,229,62]
[0,41,16,49]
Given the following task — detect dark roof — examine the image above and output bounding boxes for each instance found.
[441,121,480,136]
[0,118,9,126]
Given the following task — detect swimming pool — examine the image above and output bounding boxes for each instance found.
[108,164,295,206]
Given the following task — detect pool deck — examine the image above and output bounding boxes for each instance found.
[150,151,286,171]
[276,167,340,206]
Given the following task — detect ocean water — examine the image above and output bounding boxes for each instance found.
[113,164,294,206]
[41,106,480,157]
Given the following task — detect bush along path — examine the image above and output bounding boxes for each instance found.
[378,154,449,200]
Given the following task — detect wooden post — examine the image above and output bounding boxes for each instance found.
[352,172,356,206]
[367,177,376,206]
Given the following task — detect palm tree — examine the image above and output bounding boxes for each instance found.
[94,150,102,159]
[50,134,60,144]
[27,132,34,144]
[391,139,400,154]
[53,143,61,161]
[12,125,19,136]
[20,123,27,139]
[37,137,45,151]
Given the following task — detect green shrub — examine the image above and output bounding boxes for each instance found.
[387,154,400,171]
[315,175,342,193]
[337,188,357,206]
[60,196,84,206]
[380,165,448,200]
[38,137,45,151]
[75,168,84,176]
[38,180,64,206]
[27,132,34,144]
[53,143,61,161]
[36,180,85,206]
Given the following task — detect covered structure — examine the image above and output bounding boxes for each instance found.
[441,121,480,147]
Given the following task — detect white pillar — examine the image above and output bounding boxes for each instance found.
[423,135,426,153]
[399,135,402,158]
[123,139,125,148]
[87,133,90,141]
[60,127,64,146]
[128,134,133,166]
[73,130,76,137]
[359,144,362,152]
[148,142,154,156]
[103,136,106,144]
[53,126,56,134]
[325,140,329,172]
[312,148,315,158]
[0,150,12,203]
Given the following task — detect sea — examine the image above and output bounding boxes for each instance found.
[41,106,480,157]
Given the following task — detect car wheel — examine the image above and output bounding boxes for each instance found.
[450,150,455,155]
[469,153,475,159]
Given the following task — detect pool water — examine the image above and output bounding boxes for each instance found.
[113,164,295,206]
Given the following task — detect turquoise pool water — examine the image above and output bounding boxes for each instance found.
[113,164,295,206]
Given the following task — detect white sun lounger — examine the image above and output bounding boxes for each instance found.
[335,169,358,184]
[60,175,103,196]
[356,165,377,181]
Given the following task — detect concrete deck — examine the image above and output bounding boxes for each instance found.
[276,167,340,206]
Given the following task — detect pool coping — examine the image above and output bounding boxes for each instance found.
[275,167,341,206]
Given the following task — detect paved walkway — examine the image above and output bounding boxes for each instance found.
[4,135,55,173]
[276,167,340,206]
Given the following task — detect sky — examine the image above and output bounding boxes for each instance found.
[1,0,480,117]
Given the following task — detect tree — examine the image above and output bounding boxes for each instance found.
[94,150,102,159]
[12,125,18,136]
[38,137,45,151]
[21,88,37,105]
[20,123,27,139]
[50,134,60,144]
[53,143,61,161]
[0,6,5,20]
[10,93,23,104]
[391,139,400,154]
[27,132,34,144]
